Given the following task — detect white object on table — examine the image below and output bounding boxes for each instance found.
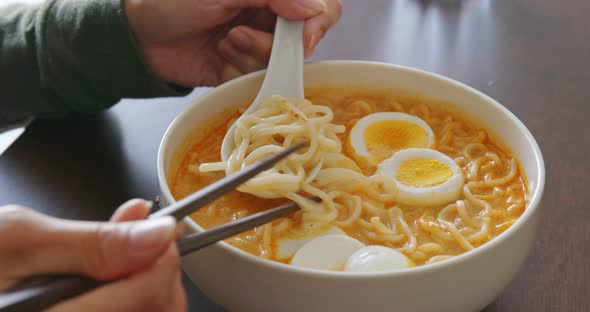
[0,117,33,156]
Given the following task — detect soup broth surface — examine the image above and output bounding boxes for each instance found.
[171,87,527,266]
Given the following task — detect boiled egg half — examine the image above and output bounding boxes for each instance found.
[345,246,414,272]
[376,148,463,206]
[348,112,435,166]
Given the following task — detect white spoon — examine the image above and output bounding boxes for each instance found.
[221,17,304,161]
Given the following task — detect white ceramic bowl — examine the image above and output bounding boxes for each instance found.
[157,61,545,312]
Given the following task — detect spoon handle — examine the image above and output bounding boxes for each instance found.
[249,18,304,110]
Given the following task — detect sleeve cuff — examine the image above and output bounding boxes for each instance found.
[37,0,192,114]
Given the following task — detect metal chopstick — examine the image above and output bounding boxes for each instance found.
[178,196,319,255]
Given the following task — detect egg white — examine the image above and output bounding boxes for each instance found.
[291,235,365,271]
[345,246,414,272]
[275,226,345,260]
[377,148,463,206]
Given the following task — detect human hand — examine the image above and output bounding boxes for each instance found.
[0,199,186,311]
[124,0,342,86]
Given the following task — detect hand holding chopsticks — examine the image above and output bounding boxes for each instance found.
[0,142,312,312]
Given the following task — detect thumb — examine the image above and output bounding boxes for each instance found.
[2,207,177,282]
[225,0,327,20]
[110,199,153,222]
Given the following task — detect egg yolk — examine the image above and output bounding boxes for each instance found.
[364,121,430,161]
[395,158,453,187]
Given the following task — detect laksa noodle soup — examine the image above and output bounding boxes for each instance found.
[171,87,527,272]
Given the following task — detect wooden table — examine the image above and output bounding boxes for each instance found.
[1,0,588,310]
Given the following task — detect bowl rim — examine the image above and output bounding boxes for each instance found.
[158,60,545,279]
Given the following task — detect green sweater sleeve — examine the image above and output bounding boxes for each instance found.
[0,0,190,126]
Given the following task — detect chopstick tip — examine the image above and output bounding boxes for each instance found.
[292,141,308,150]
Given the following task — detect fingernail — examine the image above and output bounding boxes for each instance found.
[120,198,150,210]
[307,31,324,50]
[307,33,316,50]
[129,217,176,254]
[174,223,185,240]
[296,0,328,14]
[221,63,242,82]
[229,28,250,51]
[143,200,154,211]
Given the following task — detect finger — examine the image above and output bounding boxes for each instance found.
[111,199,184,246]
[245,8,276,33]
[0,206,41,289]
[226,26,273,63]
[303,0,342,58]
[221,63,244,83]
[222,0,328,20]
[48,245,186,312]
[0,207,176,282]
[110,199,152,222]
[219,38,266,74]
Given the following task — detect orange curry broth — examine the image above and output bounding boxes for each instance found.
[170,86,528,265]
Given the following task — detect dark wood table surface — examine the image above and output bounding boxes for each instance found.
[1,0,588,311]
